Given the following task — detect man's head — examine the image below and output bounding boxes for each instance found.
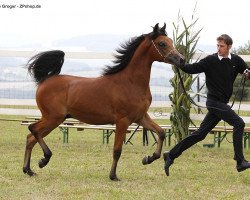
[216,34,233,57]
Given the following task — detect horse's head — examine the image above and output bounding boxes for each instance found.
[149,23,185,68]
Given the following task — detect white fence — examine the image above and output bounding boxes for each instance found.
[0,50,250,116]
[1,50,250,61]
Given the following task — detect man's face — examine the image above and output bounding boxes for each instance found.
[217,40,231,57]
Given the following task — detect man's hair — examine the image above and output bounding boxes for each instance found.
[217,34,233,46]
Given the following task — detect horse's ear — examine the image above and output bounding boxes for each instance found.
[160,23,166,33]
[153,23,159,33]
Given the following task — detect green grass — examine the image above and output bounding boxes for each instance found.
[0,119,250,200]
[0,105,38,109]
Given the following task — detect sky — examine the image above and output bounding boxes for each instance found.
[0,0,249,51]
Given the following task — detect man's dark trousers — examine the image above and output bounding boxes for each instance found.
[168,99,245,163]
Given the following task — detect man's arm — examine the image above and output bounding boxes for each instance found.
[179,57,208,74]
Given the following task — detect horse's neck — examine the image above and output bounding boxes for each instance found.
[121,41,153,89]
[129,59,152,84]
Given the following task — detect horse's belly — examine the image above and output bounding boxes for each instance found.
[69,108,115,125]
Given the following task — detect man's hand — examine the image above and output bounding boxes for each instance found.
[243,69,250,80]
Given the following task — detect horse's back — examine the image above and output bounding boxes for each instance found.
[35,74,115,124]
[36,75,81,98]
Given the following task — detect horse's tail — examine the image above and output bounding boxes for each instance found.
[27,50,65,84]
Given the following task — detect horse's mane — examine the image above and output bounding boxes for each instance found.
[102,23,167,76]
[102,35,145,75]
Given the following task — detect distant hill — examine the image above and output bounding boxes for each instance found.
[52,34,130,52]
[0,32,216,53]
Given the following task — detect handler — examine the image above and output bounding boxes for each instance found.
[164,34,250,176]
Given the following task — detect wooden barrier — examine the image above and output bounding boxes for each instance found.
[20,118,162,145]
[188,126,250,149]
[20,118,250,148]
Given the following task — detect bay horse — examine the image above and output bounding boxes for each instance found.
[23,23,185,181]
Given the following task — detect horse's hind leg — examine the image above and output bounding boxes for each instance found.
[139,113,165,165]
[23,133,37,176]
[23,117,63,176]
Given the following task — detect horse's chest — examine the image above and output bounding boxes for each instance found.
[127,94,150,106]
[129,98,150,116]
[115,90,151,120]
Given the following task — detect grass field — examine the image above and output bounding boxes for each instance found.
[0,118,250,200]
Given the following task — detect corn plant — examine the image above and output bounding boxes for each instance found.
[170,12,202,142]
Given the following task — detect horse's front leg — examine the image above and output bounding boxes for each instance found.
[139,113,165,165]
[109,118,129,181]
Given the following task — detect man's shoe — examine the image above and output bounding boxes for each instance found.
[236,160,250,172]
[163,151,173,176]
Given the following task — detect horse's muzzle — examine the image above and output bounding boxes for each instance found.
[165,49,185,68]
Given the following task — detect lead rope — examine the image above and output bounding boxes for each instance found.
[176,67,229,112]
[177,67,247,142]
[224,75,246,143]
[151,39,239,112]
[151,39,246,119]
[176,65,247,112]
[237,75,246,114]
[151,39,248,144]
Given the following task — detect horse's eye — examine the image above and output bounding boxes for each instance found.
[159,41,166,48]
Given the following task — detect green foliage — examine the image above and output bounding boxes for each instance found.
[232,76,250,101]
[232,40,250,101]
[232,40,250,56]
[170,10,202,142]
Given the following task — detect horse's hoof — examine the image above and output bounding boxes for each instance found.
[28,171,37,176]
[38,159,46,168]
[109,174,121,181]
[23,168,37,176]
[142,155,150,165]
[110,176,121,181]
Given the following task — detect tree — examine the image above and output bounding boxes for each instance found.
[232,41,250,56]
[169,10,202,142]
[232,41,250,101]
